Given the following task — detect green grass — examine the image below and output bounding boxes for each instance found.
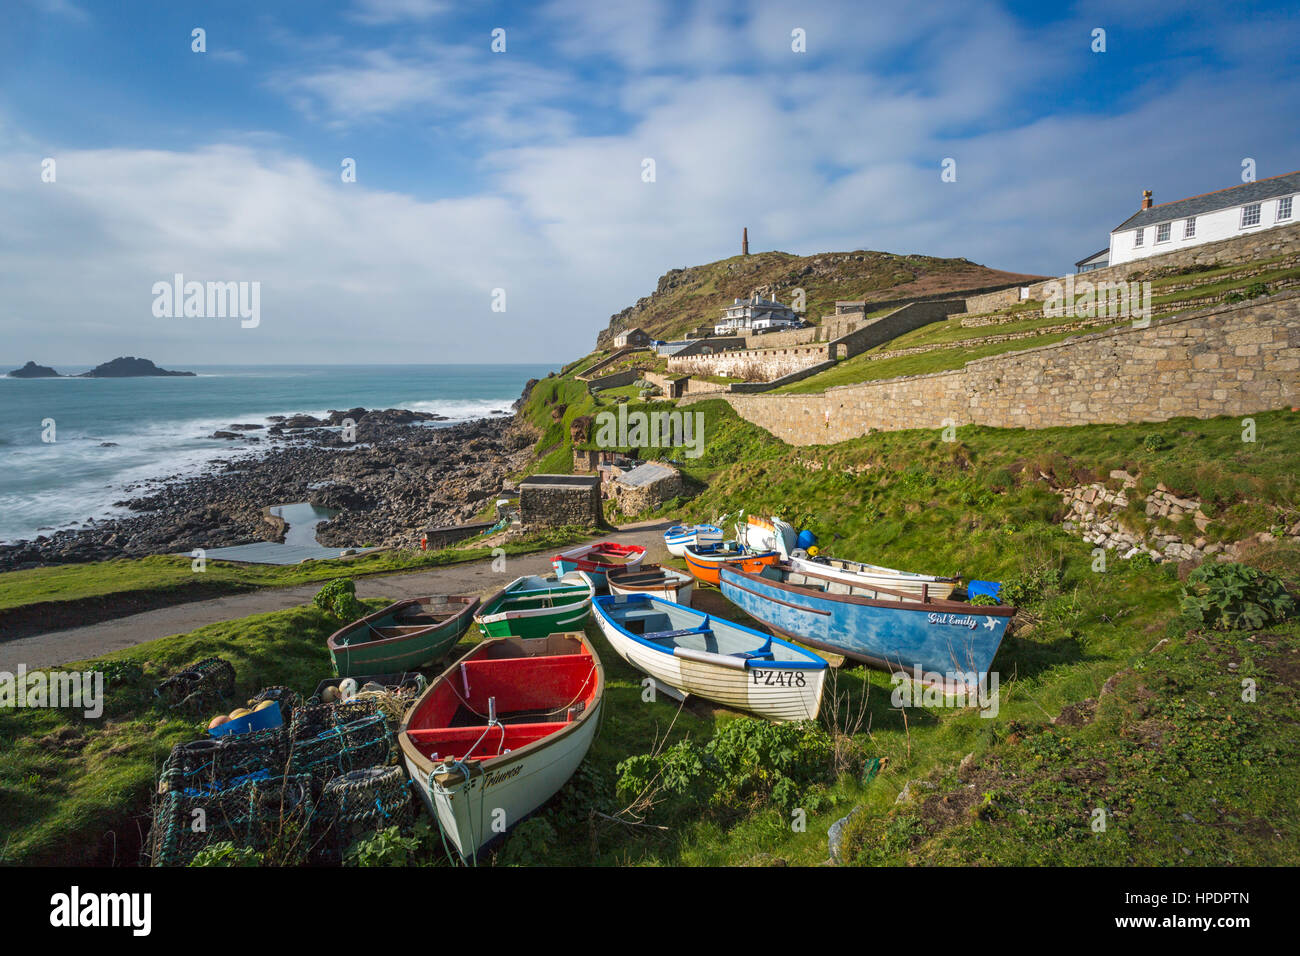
[776,321,1133,393]
[0,528,589,616]
[3,402,1296,867]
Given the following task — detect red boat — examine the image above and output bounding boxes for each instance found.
[550,542,647,590]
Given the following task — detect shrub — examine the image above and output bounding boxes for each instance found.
[615,718,838,821]
[1142,434,1169,452]
[1179,562,1296,630]
[1001,562,1063,607]
[188,842,263,867]
[313,578,364,622]
[344,823,431,866]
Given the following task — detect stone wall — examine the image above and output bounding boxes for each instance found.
[519,475,602,528]
[610,462,686,514]
[680,293,1300,445]
[828,299,965,359]
[643,370,689,398]
[668,343,833,381]
[586,368,640,390]
[424,521,494,550]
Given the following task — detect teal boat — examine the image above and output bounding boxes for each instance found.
[328,595,480,678]
[474,572,595,640]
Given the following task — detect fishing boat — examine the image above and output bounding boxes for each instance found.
[592,592,826,721]
[663,523,724,557]
[474,572,595,640]
[327,595,480,678]
[790,554,961,601]
[607,563,695,606]
[550,542,647,591]
[718,562,1014,687]
[683,541,779,586]
[398,632,604,863]
[744,514,961,600]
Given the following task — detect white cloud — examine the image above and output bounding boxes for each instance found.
[348,0,450,25]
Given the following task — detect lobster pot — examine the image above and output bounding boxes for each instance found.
[312,766,414,864]
[154,657,236,713]
[157,727,289,796]
[288,701,395,785]
[147,773,315,867]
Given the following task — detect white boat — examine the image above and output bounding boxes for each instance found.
[606,563,695,606]
[397,633,604,863]
[592,593,826,722]
[663,523,724,557]
[789,554,961,601]
[746,514,960,600]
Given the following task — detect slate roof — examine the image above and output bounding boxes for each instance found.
[615,462,677,488]
[1112,171,1300,232]
[1075,248,1109,267]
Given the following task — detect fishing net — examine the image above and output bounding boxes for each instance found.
[312,766,415,864]
[154,657,236,713]
[147,772,316,867]
[157,726,290,796]
[287,700,396,785]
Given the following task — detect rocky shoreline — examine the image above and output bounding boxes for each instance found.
[0,402,538,571]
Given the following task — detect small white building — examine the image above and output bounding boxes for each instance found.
[613,327,650,348]
[1108,171,1299,268]
[715,293,801,335]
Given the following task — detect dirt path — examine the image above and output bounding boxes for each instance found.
[0,521,675,670]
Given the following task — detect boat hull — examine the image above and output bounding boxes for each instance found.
[474,573,594,640]
[683,546,778,586]
[592,594,825,721]
[403,696,602,860]
[607,564,695,606]
[398,634,604,862]
[720,565,1012,684]
[664,524,723,558]
[327,596,480,677]
[551,542,647,591]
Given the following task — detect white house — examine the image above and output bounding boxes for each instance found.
[715,293,801,335]
[1108,171,1299,268]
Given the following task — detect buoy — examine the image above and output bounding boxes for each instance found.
[796,529,817,550]
[421,535,428,550]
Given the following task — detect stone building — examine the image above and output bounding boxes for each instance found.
[519,474,601,528]
[609,461,685,514]
[614,327,651,348]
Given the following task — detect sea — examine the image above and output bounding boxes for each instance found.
[0,363,556,544]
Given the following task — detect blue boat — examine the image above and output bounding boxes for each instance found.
[719,562,1015,686]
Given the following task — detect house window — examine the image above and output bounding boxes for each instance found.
[1241,203,1261,228]
[1184,217,1196,238]
[1279,196,1293,221]
[1156,223,1171,243]
[1134,228,1144,247]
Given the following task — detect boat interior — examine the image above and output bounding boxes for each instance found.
[404,635,599,762]
[609,564,681,586]
[754,564,937,603]
[605,596,807,662]
[336,599,469,646]
[490,577,588,613]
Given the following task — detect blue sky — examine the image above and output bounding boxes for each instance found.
[1,0,1297,364]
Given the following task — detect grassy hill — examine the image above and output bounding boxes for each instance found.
[596,249,1044,347]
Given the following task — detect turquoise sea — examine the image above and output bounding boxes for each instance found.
[0,363,555,543]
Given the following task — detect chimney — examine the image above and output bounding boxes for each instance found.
[1141,190,1153,210]
[742,227,749,256]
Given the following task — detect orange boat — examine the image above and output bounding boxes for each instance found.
[683,542,779,586]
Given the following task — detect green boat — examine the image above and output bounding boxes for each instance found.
[474,572,595,640]
[328,594,481,677]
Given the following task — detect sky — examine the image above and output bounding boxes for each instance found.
[1,0,1297,365]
